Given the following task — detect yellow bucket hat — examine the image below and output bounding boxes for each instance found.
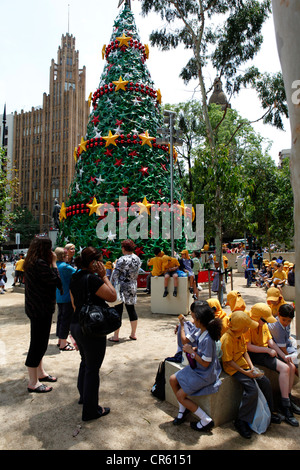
[266,287,282,302]
[229,310,259,332]
[180,249,190,259]
[225,291,246,312]
[207,298,227,319]
[250,303,277,323]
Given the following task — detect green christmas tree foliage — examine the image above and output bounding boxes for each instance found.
[56,5,190,266]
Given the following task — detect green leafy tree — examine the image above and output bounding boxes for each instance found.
[164,100,206,195]
[244,155,294,250]
[56,5,187,265]
[0,147,19,245]
[269,158,294,249]
[192,105,257,249]
[140,0,287,274]
[9,207,40,246]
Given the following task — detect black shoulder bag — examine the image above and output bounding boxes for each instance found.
[79,273,122,338]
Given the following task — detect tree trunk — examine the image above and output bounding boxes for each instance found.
[272,0,300,340]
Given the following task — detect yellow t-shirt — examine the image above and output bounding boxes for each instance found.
[161,256,179,273]
[15,259,25,272]
[244,324,272,348]
[272,270,287,282]
[221,330,249,376]
[148,256,163,276]
[267,298,286,317]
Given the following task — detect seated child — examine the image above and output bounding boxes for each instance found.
[146,248,164,294]
[179,250,195,295]
[272,263,288,294]
[162,255,180,297]
[166,301,199,363]
[262,264,274,288]
[288,264,295,287]
[169,301,222,432]
[266,287,286,318]
[221,310,282,439]
[268,303,298,372]
[225,290,249,315]
[207,298,229,336]
[246,303,300,427]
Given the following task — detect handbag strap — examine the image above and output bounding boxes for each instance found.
[83,272,107,306]
[83,272,93,305]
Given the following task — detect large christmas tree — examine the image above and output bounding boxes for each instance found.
[56,3,191,267]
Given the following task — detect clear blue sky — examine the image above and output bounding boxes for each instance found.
[0,0,291,162]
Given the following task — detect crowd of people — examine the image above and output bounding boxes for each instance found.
[145,248,203,300]
[4,237,299,438]
[21,237,142,422]
[167,286,299,438]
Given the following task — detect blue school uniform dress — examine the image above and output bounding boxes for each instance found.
[180,258,194,276]
[177,321,197,351]
[268,319,296,355]
[175,329,222,396]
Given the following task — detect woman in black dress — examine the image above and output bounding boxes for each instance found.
[24,237,63,393]
[70,247,116,421]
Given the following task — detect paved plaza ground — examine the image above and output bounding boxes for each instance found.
[0,270,300,452]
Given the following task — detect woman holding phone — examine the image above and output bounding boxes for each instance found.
[70,247,116,421]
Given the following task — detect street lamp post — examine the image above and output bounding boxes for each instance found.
[157,110,183,257]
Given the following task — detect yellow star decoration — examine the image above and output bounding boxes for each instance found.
[138,130,155,147]
[59,202,67,221]
[88,92,92,107]
[116,33,132,47]
[103,130,120,147]
[86,197,102,216]
[102,44,106,59]
[178,200,195,222]
[156,88,162,104]
[144,44,150,59]
[78,137,87,155]
[112,76,129,92]
[136,197,154,215]
[74,147,78,163]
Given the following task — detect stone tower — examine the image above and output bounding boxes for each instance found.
[13,33,89,232]
[209,77,231,110]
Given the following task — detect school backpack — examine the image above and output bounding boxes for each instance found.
[151,360,166,400]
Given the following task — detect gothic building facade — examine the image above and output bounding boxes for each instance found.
[13,33,89,231]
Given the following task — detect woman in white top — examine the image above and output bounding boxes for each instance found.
[109,239,141,342]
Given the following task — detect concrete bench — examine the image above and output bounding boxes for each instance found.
[164,360,298,426]
[282,285,295,302]
[150,276,193,315]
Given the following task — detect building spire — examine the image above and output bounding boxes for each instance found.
[118,0,131,8]
[68,4,70,34]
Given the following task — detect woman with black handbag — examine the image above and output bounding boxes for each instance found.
[70,247,116,421]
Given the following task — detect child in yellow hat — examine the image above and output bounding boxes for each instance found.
[266,287,286,318]
[245,303,299,426]
[179,250,195,295]
[207,298,229,336]
[225,290,250,316]
[221,310,281,438]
